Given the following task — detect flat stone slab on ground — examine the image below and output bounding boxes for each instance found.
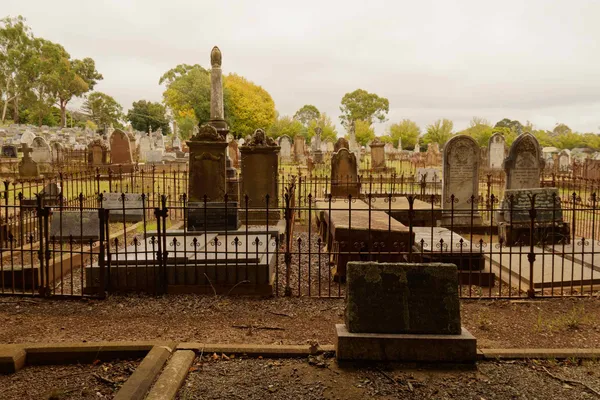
[487,246,600,289]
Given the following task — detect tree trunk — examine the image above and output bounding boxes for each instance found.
[60,99,67,128]
[1,99,9,123]
[12,96,19,123]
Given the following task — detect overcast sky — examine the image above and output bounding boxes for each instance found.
[5,0,600,135]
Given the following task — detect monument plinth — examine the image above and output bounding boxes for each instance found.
[186,125,240,231]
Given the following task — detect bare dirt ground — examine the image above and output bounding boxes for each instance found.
[0,358,139,400]
[0,295,599,348]
[177,357,600,400]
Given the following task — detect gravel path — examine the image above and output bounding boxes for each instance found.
[0,359,140,400]
[177,357,600,400]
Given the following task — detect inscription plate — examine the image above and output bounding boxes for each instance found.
[187,202,240,231]
[50,211,100,241]
[101,193,144,222]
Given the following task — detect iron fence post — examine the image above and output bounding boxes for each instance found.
[527,194,537,298]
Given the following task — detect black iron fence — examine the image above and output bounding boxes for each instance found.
[1,178,600,299]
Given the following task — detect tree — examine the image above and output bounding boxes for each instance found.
[553,123,572,136]
[223,73,276,137]
[0,16,36,123]
[306,112,338,142]
[494,118,523,136]
[27,38,68,126]
[55,57,102,127]
[378,135,394,144]
[161,65,275,138]
[82,92,123,132]
[127,100,170,134]
[339,89,389,129]
[422,119,454,147]
[266,113,305,139]
[293,104,320,126]
[458,117,493,147]
[175,108,196,140]
[388,119,420,149]
[354,119,375,146]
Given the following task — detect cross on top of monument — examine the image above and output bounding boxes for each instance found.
[21,143,33,159]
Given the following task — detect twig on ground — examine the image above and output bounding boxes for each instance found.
[203,273,217,296]
[376,367,397,384]
[226,280,251,296]
[541,366,600,397]
[232,324,285,331]
[267,310,293,318]
[93,372,117,386]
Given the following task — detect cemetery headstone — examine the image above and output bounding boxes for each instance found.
[294,135,306,163]
[101,192,144,222]
[50,211,100,241]
[503,133,543,190]
[228,139,240,168]
[278,135,292,162]
[88,139,108,166]
[369,137,386,170]
[336,262,476,362]
[442,135,482,226]
[239,129,281,224]
[110,129,134,170]
[331,148,360,197]
[20,131,35,147]
[1,144,17,158]
[19,144,39,178]
[487,133,505,170]
[31,136,51,164]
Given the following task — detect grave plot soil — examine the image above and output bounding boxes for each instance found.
[1,296,600,349]
[0,358,140,400]
[177,357,600,400]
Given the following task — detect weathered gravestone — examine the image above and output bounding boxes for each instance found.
[278,135,292,162]
[239,129,280,224]
[228,139,239,169]
[41,182,61,206]
[110,129,134,171]
[415,167,440,183]
[1,144,17,158]
[50,211,100,241]
[504,133,544,190]
[334,137,349,153]
[50,141,64,163]
[88,139,108,166]
[488,133,505,170]
[18,144,39,178]
[138,135,152,161]
[369,137,386,170]
[186,125,240,231]
[336,262,476,362]
[100,192,144,222]
[31,136,51,164]
[441,135,482,226]
[311,128,323,163]
[20,131,35,147]
[558,150,571,172]
[331,148,360,198]
[294,135,306,163]
[146,149,164,163]
[498,187,570,246]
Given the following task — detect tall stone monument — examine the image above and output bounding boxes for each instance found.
[441,135,482,227]
[186,46,239,231]
[240,129,281,225]
[206,46,239,202]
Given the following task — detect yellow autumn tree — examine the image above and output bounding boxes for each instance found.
[224,73,276,138]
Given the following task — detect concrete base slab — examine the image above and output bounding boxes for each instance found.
[114,345,172,400]
[335,324,477,363]
[0,345,26,374]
